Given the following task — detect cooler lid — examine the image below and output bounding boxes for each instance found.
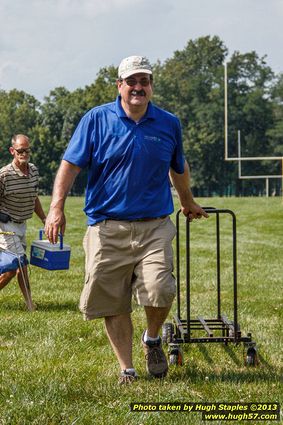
[31,240,71,251]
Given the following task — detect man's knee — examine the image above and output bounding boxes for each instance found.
[4,270,17,279]
[0,269,17,287]
[16,265,27,275]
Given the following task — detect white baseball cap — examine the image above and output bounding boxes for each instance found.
[118,55,152,79]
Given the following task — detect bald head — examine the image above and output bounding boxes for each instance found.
[11,134,30,147]
[9,134,31,170]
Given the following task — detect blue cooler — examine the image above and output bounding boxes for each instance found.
[30,230,71,270]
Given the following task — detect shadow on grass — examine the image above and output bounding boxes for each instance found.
[0,300,78,312]
[167,354,282,384]
[223,344,243,367]
[223,344,275,372]
[164,340,282,385]
[169,366,282,385]
[197,344,215,365]
[36,301,79,312]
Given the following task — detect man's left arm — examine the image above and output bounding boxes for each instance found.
[34,197,46,225]
[0,173,5,200]
[169,160,208,220]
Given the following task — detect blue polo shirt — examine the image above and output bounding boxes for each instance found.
[63,96,185,225]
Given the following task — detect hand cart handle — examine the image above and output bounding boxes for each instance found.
[176,207,236,222]
[39,229,64,250]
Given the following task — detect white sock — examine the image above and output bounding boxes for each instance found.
[123,368,136,375]
[144,330,160,342]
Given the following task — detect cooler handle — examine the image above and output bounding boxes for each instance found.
[39,229,63,250]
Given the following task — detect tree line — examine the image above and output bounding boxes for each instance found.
[0,36,282,196]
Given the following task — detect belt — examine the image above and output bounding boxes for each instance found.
[109,215,168,222]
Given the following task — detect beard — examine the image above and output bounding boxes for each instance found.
[16,157,29,167]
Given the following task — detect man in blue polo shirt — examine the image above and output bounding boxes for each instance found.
[45,55,208,384]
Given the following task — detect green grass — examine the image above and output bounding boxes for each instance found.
[0,197,282,425]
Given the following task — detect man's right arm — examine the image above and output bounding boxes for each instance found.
[45,160,81,244]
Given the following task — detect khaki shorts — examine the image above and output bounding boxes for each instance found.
[0,221,27,255]
[79,216,176,320]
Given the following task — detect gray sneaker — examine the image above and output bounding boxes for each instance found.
[142,331,168,378]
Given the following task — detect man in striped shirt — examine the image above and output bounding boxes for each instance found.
[0,134,46,311]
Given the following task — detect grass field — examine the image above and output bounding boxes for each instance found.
[0,196,282,425]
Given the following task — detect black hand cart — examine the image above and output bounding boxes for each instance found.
[162,208,258,367]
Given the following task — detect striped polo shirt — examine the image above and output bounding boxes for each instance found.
[0,162,39,223]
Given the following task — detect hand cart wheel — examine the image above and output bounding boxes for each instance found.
[162,322,174,344]
[245,346,259,366]
[168,344,183,366]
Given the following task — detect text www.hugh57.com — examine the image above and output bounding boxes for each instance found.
[203,412,279,421]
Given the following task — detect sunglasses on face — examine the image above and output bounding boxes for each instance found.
[14,148,31,154]
[123,77,152,87]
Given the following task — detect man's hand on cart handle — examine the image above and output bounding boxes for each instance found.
[182,201,209,222]
[44,207,66,244]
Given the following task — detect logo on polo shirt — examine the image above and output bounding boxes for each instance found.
[144,135,161,142]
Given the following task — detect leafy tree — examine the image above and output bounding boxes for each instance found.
[1,38,282,196]
[37,87,89,193]
[226,51,274,157]
[84,66,118,110]
[153,36,231,195]
[267,73,283,154]
[0,89,40,166]
[36,68,118,194]
[265,73,283,194]
[226,52,276,193]
[153,37,277,195]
